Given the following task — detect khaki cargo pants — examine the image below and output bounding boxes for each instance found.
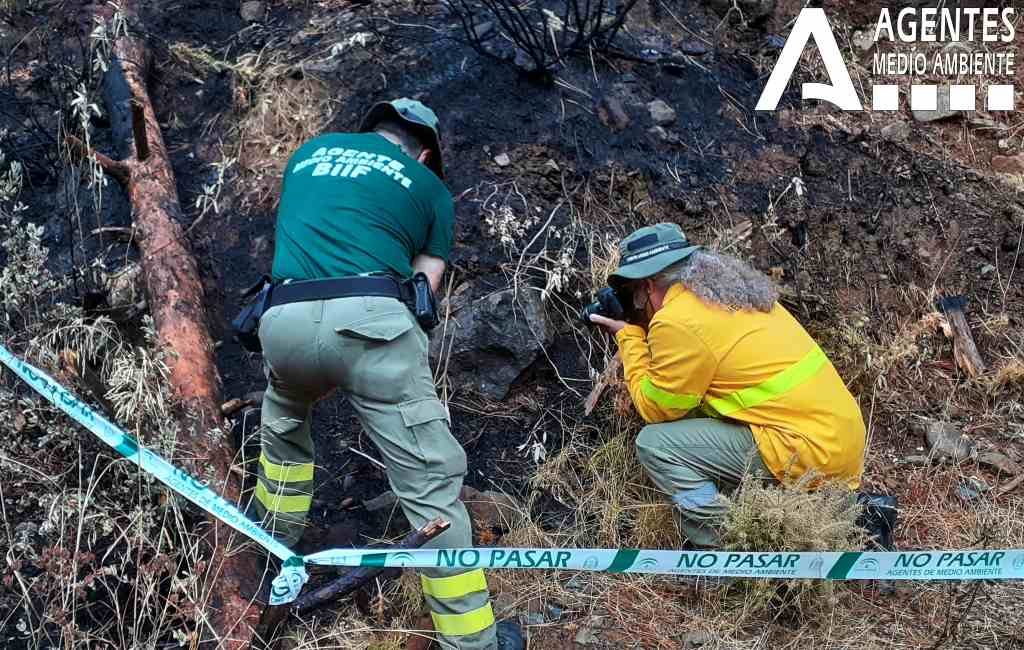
[635,418,775,548]
[254,295,496,649]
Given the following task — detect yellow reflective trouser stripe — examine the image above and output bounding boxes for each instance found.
[431,603,495,637]
[640,376,702,411]
[259,453,315,483]
[254,481,312,513]
[420,569,488,600]
[706,345,829,417]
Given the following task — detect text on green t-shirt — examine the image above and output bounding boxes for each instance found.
[271,132,454,281]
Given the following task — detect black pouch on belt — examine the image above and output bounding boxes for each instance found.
[231,275,274,353]
[403,272,440,331]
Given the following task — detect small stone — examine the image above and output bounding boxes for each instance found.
[978,452,1023,477]
[461,486,519,540]
[240,1,264,22]
[596,95,630,132]
[491,592,516,616]
[494,153,511,167]
[647,99,677,126]
[471,20,494,40]
[900,455,932,467]
[852,30,874,51]
[992,154,1024,174]
[677,40,708,55]
[574,627,601,645]
[880,121,910,142]
[912,86,961,122]
[924,420,976,463]
[956,483,981,502]
[681,631,712,648]
[564,576,586,592]
[647,125,680,144]
[362,490,399,512]
[998,138,1011,150]
[547,605,563,620]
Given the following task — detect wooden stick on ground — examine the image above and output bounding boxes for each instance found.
[937,295,986,378]
[295,518,450,613]
[73,3,263,647]
[584,352,622,415]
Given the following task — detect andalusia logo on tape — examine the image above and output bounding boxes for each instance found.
[757,7,1017,112]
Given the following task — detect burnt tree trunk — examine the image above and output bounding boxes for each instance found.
[76,2,264,647]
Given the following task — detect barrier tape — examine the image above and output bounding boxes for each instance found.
[3,345,1022,607]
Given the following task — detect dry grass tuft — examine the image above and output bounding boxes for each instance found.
[719,474,864,554]
[234,63,333,206]
[988,358,1024,392]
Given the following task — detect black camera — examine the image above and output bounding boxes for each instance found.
[581,287,628,324]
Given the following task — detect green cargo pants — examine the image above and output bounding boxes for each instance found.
[254,295,496,649]
[635,418,775,548]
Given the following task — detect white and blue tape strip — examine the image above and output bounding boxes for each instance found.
[2,344,1021,607]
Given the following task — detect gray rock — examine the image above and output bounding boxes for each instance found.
[597,95,630,132]
[647,99,677,126]
[362,490,398,512]
[240,1,264,22]
[924,420,976,463]
[429,287,555,399]
[493,153,511,167]
[978,452,1022,477]
[880,121,910,142]
[912,86,961,122]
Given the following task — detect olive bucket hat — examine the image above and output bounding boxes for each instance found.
[609,223,702,285]
[359,98,445,179]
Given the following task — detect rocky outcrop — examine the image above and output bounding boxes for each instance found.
[430,287,554,400]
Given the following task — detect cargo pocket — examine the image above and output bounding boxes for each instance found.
[336,310,413,342]
[399,397,466,479]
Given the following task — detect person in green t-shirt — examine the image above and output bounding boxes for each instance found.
[252,99,522,650]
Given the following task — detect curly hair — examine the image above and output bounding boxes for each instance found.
[652,250,779,312]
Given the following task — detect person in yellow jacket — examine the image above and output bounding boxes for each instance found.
[589,223,867,548]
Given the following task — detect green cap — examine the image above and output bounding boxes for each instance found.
[609,223,701,285]
[359,98,445,179]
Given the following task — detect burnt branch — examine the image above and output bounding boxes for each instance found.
[445,0,641,78]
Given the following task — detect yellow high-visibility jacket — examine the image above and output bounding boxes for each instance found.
[617,284,865,488]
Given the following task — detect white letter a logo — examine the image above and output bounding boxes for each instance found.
[755,8,862,111]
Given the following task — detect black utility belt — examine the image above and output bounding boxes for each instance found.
[231,273,439,354]
[268,276,408,309]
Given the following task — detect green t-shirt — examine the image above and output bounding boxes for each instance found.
[271,133,454,281]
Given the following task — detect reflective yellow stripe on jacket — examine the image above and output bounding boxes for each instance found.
[640,346,826,418]
[706,346,827,416]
